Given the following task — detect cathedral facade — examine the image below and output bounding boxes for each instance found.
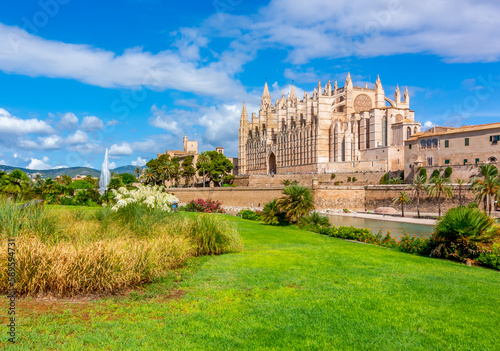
[238,74,421,175]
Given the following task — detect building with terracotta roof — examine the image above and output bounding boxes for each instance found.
[404,123,500,180]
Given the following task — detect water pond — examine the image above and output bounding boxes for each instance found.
[325,214,434,240]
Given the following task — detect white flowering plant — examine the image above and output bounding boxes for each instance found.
[110,185,178,212]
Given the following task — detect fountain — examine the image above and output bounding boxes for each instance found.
[99,148,111,195]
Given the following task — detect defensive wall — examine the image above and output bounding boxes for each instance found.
[169,184,476,213]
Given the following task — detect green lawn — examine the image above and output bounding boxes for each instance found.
[3,214,500,350]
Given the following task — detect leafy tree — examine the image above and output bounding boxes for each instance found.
[56,175,73,186]
[393,191,411,217]
[145,154,171,185]
[84,174,98,187]
[196,152,211,188]
[427,174,453,217]
[431,169,441,179]
[411,175,426,218]
[181,156,196,187]
[107,177,124,191]
[134,167,141,177]
[1,169,31,196]
[431,206,500,263]
[276,184,315,223]
[68,180,94,190]
[120,173,137,185]
[197,151,233,187]
[42,178,64,196]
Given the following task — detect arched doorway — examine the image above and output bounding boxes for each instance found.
[268,152,276,175]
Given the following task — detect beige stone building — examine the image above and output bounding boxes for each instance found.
[404,123,500,180]
[238,74,420,175]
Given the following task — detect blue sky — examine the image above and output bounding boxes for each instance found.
[0,0,499,170]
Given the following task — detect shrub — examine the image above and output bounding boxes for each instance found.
[431,169,441,179]
[185,199,224,213]
[331,173,336,179]
[398,234,433,255]
[347,177,352,182]
[352,177,357,182]
[380,173,390,184]
[315,226,396,248]
[298,212,330,229]
[343,208,349,213]
[238,209,262,221]
[431,206,500,263]
[67,180,94,190]
[277,185,314,223]
[282,179,298,186]
[262,199,288,225]
[418,168,427,182]
[111,185,178,212]
[334,181,340,186]
[444,167,453,179]
[468,202,478,208]
[477,249,500,270]
[181,214,242,256]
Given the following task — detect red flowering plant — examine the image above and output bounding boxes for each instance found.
[185,199,225,213]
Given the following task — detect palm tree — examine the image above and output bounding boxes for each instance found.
[197,152,211,188]
[470,164,499,215]
[410,175,426,218]
[1,170,30,196]
[143,168,157,185]
[393,191,411,217]
[427,174,453,217]
[431,206,500,262]
[455,179,468,207]
[261,199,286,225]
[134,167,141,177]
[276,184,315,223]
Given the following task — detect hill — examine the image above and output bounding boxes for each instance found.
[0,165,144,178]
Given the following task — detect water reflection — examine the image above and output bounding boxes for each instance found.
[325,214,434,240]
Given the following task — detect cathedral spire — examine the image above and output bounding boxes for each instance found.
[261,81,271,106]
[334,79,338,91]
[395,84,401,103]
[318,80,322,96]
[290,83,296,100]
[345,72,353,89]
[240,101,248,125]
[375,74,383,90]
[404,86,410,105]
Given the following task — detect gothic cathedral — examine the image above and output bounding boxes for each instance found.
[238,74,421,175]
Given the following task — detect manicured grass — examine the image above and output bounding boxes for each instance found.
[3,215,500,350]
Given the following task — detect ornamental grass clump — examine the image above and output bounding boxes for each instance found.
[179,214,242,256]
[111,185,178,212]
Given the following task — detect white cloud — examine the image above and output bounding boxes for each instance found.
[0,160,6,166]
[58,112,79,130]
[66,130,90,144]
[131,139,157,152]
[0,23,245,98]
[109,142,133,156]
[81,116,104,132]
[40,135,63,149]
[0,108,54,135]
[148,105,185,134]
[106,119,119,126]
[109,162,117,169]
[27,156,51,170]
[131,157,147,167]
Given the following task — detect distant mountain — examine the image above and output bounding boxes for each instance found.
[0,165,145,178]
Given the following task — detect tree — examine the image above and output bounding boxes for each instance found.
[85,175,98,187]
[42,178,63,196]
[198,151,233,187]
[142,167,158,185]
[181,156,196,187]
[427,174,453,217]
[431,206,500,263]
[68,180,94,190]
[261,199,287,225]
[393,191,411,217]
[196,152,211,188]
[145,154,171,185]
[120,173,137,185]
[455,179,468,207]
[418,167,427,182]
[134,167,141,177]
[470,164,499,215]
[276,184,315,223]
[1,169,31,196]
[411,175,426,218]
[56,175,72,186]
[444,167,453,179]
[107,177,124,191]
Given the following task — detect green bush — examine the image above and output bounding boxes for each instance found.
[316,226,396,248]
[444,167,453,179]
[477,249,500,270]
[347,177,351,182]
[238,209,262,221]
[468,202,478,208]
[380,173,390,184]
[261,199,288,226]
[418,168,427,182]
[68,180,94,190]
[331,173,336,179]
[431,206,500,262]
[298,212,330,229]
[431,169,440,179]
[352,177,357,182]
[334,181,340,186]
[398,234,433,255]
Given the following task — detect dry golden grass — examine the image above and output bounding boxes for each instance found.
[0,202,242,297]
